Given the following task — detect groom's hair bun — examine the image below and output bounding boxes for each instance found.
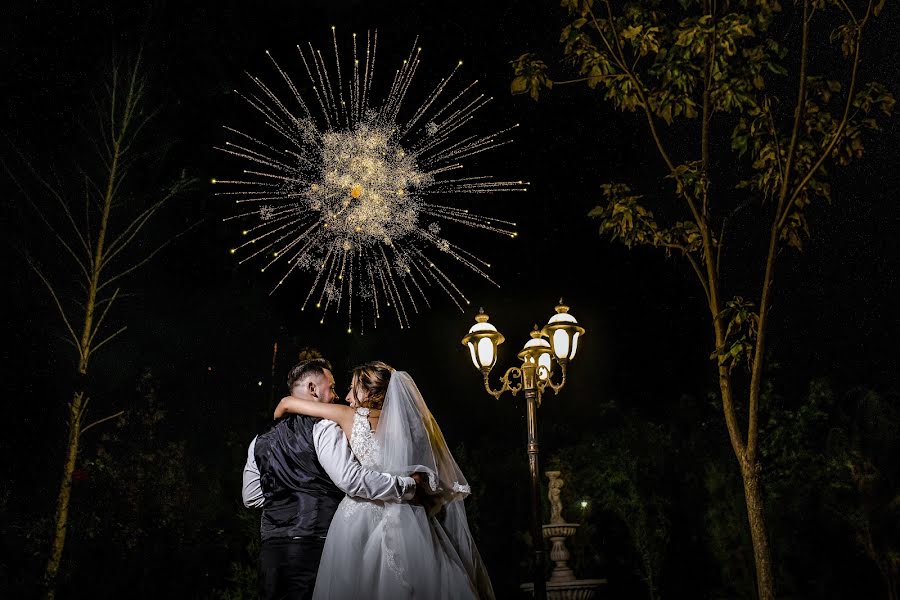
[352,361,394,409]
[297,347,324,362]
[286,357,332,389]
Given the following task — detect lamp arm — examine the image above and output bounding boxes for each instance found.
[541,361,568,395]
[483,366,523,399]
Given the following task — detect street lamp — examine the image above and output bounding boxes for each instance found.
[461,300,585,600]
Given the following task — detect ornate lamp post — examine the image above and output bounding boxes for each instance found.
[461,300,585,600]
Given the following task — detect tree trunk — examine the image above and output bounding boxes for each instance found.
[42,389,85,600]
[741,458,774,600]
[881,558,898,600]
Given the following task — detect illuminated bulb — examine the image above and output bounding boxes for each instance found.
[229,249,236,254]
[210,178,217,184]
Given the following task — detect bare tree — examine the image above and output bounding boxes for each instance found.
[5,56,193,599]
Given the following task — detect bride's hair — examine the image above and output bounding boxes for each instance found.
[351,361,395,409]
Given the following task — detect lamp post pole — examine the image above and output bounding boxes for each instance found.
[461,301,585,600]
[524,380,547,600]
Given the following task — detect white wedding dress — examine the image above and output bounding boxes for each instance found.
[313,374,494,600]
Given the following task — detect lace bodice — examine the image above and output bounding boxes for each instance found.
[349,407,380,468]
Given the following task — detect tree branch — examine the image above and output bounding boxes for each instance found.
[101,180,187,269]
[98,217,203,293]
[701,6,718,218]
[765,99,786,186]
[590,1,706,227]
[86,287,121,350]
[90,325,127,355]
[835,0,859,24]
[2,154,92,281]
[775,0,811,217]
[778,5,870,231]
[660,243,712,308]
[79,411,124,437]
[26,258,82,358]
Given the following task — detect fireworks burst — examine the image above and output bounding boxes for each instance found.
[215,29,526,331]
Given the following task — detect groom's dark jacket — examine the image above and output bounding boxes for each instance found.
[254,414,344,541]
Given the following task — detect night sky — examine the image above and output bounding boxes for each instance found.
[2,0,899,590]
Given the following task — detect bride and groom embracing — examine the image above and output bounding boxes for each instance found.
[242,357,494,599]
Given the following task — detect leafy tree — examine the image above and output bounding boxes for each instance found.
[550,411,672,599]
[839,388,900,600]
[512,1,894,597]
[761,379,900,599]
[58,369,226,598]
[215,509,262,600]
[4,56,194,598]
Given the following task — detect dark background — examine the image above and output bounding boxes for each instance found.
[2,0,898,598]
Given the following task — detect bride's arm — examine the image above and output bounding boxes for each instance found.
[275,397,347,421]
[274,398,354,435]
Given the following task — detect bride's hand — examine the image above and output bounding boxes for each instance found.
[273,397,292,419]
[409,473,439,513]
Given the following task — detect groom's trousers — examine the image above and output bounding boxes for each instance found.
[259,535,327,600]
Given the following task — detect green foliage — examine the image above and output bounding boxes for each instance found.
[590,183,703,254]
[703,460,756,600]
[513,0,894,255]
[550,412,672,600]
[57,369,225,597]
[711,296,760,372]
[78,371,193,548]
[514,3,896,596]
[511,54,552,100]
[214,509,262,600]
[760,380,900,597]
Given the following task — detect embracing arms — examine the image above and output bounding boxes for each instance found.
[240,426,417,507]
[312,420,416,501]
[274,397,355,438]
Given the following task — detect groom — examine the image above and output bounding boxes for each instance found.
[242,357,417,600]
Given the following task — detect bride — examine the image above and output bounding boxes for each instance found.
[273,361,495,599]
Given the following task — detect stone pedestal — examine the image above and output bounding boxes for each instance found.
[520,470,607,598]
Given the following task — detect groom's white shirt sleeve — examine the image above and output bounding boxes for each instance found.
[242,436,264,508]
[241,425,416,508]
[313,420,416,501]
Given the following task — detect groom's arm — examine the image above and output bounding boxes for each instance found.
[313,421,416,502]
[241,436,265,509]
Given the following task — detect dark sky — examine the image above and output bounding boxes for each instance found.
[3,0,898,486]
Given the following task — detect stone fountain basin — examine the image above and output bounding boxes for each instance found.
[543,523,579,538]
[520,578,608,599]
